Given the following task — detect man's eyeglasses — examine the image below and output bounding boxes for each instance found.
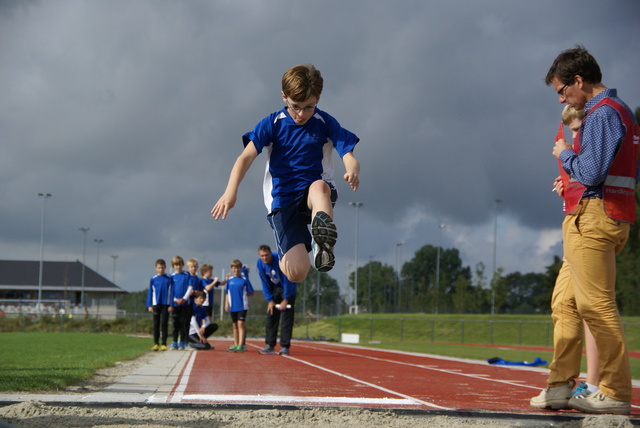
[557,80,574,97]
[286,100,317,113]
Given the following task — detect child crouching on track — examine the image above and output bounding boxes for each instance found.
[188,291,218,350]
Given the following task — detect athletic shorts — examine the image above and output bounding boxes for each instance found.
[267,181,337,257]
[230,310,248,322]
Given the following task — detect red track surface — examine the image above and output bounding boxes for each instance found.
[168,339,640,417]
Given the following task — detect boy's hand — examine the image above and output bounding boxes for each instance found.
[553,176,564,197]
[147,307,153,313]
[344,171,359,191]
[211,192,237,220]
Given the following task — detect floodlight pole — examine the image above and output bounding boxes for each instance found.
[349,202,363,313]
[79,227,90,307]
[37,193,52,316]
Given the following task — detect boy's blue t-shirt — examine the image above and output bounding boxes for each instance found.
[243,107,359,212]
[170,271,190,307]
[146,274,173,307]
[225,276,254,312]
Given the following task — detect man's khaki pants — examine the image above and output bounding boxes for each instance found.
[548,198,631,402]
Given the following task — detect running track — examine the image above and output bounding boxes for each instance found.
[166,339,640,417]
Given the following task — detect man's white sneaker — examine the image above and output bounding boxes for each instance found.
[530,381,573,410]
[569,392,630,415]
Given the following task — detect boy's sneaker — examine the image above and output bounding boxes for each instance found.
[572,381,590,397]
[530,381,573,410]
[258,345,276,355]
[227,345,239,352]
[151,344,160,351]
[568,392,630,415]
[178,342,185,350]
[311,211,337,272]
[237,344,246,353]
[278,347,290,355]
[159,345,168,351]
[169,342,179,350]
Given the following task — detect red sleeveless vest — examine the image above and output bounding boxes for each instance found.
[563,98,639,223]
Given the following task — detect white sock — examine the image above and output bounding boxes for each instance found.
[586,382,598,393]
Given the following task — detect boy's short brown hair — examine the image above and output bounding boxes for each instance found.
[193,290,205,300]
[171,256,184,267]
[561,105,585,126]
[200,264,213,276]
[230,259,242,269]
[155,259,166,267]
[282,64,323,102]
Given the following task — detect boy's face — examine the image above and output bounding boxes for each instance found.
[231,265,242,277]
[188,262,198,275]
[195,295,205,306]
[173,263,183,272]
[568,118,581,140]
[282,93,318,126]
[202,268,213,279]
[155,264,166,275]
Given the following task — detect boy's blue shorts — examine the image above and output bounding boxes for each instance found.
[267,181,337,258]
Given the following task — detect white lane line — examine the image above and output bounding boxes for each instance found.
[167,351,198,403]
[283,355,450,410]
[181,394,417,406]
[296,343,544,391]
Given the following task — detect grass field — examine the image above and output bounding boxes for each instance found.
[0,333,150,391]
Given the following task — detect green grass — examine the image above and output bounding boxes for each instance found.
[0,333,150,391]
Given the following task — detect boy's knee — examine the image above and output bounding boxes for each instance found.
[282,262,309,283]
[309,180,330,195]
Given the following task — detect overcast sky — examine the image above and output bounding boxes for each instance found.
[2,1,639,299]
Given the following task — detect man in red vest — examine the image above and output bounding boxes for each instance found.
[530,45,639,415]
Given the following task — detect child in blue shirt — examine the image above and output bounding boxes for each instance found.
[200,264,221,318]
[224,259,254,352]
[212,64,361,284]
[188,291,218,350]
[146,259,173,351]
[170,256,191,350]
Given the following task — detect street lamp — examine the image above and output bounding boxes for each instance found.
[491,199,502,315]
[37,193,52,315]
[349,202,363,313]
[396,242,403,312]
[94,239,103,273]
[79,227,90,307]
[435,223,446,315]
[111,255,118,283]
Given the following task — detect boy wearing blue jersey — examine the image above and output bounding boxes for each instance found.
[146,259,173,351]
[170,256,191,350]
[212,64,361,283]
[200,264,221,318]
[225,259,254,352]
[188,291,218,350]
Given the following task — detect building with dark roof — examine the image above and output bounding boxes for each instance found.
[0,260,127,317]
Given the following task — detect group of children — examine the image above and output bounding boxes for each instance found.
[146,256,253,352]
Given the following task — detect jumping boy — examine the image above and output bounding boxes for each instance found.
[146,259,173,351]
[211,64,361,283]
[188,290,218,350]
[224,259,254,352]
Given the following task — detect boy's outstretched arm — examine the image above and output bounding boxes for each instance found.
[211,142,259,220]
[342,151,360,191]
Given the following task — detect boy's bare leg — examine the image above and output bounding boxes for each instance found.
[280,243,311,283]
